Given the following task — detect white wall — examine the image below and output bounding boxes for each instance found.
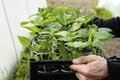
[26,0,47,15]
[97,0,120,17]
[0,0,47,80]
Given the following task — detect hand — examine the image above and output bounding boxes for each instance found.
[70,55,108,80]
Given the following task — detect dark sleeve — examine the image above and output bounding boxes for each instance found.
[94,17,120,37]
[105,56,120,80]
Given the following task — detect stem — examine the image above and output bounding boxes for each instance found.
[92,47,96,54]
[40,54,43,60]
[40,53,46,72]
[43,66,46,72]
[88,33,93,46]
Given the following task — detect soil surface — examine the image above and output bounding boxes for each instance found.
[101,38,120,57]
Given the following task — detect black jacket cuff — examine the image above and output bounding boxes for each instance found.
[105,57,120,80]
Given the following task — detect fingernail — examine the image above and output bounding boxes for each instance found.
[73,59,79,63]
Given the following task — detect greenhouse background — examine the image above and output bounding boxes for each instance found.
[0,0,120,80]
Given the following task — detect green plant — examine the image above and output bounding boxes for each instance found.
[18,6,114,61]
[0,67,12,80]
[10,51,30,80]
[92,7,113,19]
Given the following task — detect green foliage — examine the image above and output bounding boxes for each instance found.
[15,6,114,79]
[10,51,30,80]
[18,36,30,47]
[18,6,114,61]
[92,7,113,19]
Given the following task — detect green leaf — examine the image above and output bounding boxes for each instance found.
[66,42,88,49]
[40,31,51,35]
[93,29,114,46]
[47,22,62,32]
[75,17,85,23]
[48,16,57,22]
[72,52,83,59]
[21,52,29,59]
[40,41,51,49]
[38,6,51,17]
[58,43,69,60]
[77,29,89,37]
[92,7,113,19]
[33,16,44,25]
[88,24,98,35]
[31,43,41,52]
[57,12,75,26]
[18,36,30,47]
[20,21,29,26]
[22,26,40,32]
[55,31,69,37]
[83,15,95,24]
[55,31,76,41]
[92,39,105,46]
[69,23,81,31]
[75,15,95,25]
[98,28,113,32]
[94,30,114,41]
[33,55,39,60]
[49,52,58,60]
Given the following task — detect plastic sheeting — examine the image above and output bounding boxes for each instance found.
[97,0,120,17]
[0,0,47,80]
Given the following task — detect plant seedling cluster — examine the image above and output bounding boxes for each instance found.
[18,6,114,61]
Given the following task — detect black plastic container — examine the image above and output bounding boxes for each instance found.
[30,59,78,80]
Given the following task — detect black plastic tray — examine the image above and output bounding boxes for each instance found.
[30,59,78,80]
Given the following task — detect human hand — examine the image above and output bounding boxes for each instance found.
[70,55,108,80]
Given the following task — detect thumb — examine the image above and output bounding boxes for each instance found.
[73,55,97,64]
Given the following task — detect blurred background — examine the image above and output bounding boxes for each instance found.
[47,0,98,14]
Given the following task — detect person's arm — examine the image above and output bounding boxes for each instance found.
[70,55,120,80]
[105,56,120,80]
[93,17,120,79]
[94,17,120,37]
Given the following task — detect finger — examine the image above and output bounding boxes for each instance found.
[76,72,82,80]
[76,73,82,80]
[76,72,92,80]
[70,64,89,75]
[73,55,98,64]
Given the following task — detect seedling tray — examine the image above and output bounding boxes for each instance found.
[30,59,78,80]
